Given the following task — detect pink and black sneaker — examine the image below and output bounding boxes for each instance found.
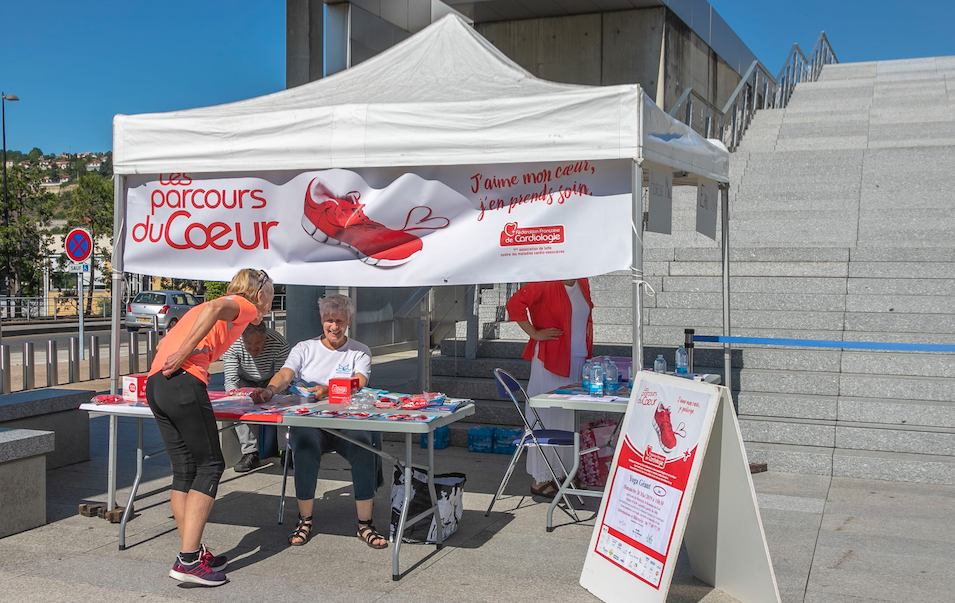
[654,404,677,453]
[200,543,227,572]
[169,556,227,587]
[301,178,448,266]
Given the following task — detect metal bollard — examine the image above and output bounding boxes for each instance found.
[0,345,10,394]
[153,315,161,333]
[128,332,140,374]
[22,342,35,391]
[46,340,58,387]
[685,328,695,373]
[69,337,80,383]
[146,331,159,369]
[89,335,100,380]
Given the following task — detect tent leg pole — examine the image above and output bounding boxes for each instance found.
[110,175,125,396]
[632,160,644,373]
[721,183,732,397]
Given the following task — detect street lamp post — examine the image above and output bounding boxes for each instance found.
[1,92,16,344]
[2,92,19,301]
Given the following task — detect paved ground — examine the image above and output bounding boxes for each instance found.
[1,352,953,602]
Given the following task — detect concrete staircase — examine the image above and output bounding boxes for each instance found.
[434,56,955,485]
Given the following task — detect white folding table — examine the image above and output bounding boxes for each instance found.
[528,374,720,530]
[81,396,474,580]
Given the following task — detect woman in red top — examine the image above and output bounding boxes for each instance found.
[145,268,273,587]
[506,279,593,498]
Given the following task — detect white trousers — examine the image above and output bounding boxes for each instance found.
[524,354,585,484]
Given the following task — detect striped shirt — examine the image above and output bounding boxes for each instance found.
[221,328,291,391]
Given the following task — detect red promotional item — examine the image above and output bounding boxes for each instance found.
[328,378,360,404]
[123,374,148,402]
[579,419,619,487]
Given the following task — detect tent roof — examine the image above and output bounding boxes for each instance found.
[113,14,728,183]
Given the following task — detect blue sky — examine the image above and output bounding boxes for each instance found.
[1,1,952,155]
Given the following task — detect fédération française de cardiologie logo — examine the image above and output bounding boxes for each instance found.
[499,222,565,246]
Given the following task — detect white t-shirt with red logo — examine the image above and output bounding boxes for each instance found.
[282,336,372,385]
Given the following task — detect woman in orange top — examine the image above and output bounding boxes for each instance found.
[145,268,273,587]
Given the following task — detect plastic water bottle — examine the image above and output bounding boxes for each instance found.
[582,359,592,391]
[654,354,667,373]
[604,360,619,394]
[589,362,604,397]
[676,345,689,374]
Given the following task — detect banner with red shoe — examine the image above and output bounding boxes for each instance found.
[123,160,632,286]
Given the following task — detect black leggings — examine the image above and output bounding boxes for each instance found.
[146,370,225,497]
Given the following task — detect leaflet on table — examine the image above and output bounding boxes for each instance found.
[548,392,631,402]
[210,396,301,421]
[593,379,713,589]
[281,408,438,422]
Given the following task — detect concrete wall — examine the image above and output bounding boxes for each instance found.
[663,9,739,114]
[477,7,741,114]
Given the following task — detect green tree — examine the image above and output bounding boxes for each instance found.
[98,152,112,178]
[27,147,43,163]
[204,281,228,300]
[1,164,57,299]
[65,173,113,315]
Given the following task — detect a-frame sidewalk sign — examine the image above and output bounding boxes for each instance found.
[580,371,780,603]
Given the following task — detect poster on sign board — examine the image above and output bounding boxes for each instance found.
[123,160,632,287]
[580,372,720,603]
[579,371,780,603]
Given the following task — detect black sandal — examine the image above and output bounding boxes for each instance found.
[357,519,388,549]
[288,514,313,546]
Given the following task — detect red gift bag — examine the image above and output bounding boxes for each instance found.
[578,419,619,487]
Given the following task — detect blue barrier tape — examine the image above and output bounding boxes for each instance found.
[691,335,955,353]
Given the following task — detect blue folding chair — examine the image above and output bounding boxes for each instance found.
[485,368,586,519]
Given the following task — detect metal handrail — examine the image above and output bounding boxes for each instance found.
[775,31,837,108]
[668,88,726,140]
[669,31,836,151]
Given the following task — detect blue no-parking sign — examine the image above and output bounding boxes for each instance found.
[66,228,93,263]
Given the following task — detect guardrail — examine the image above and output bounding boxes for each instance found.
[684,331,953,395]
[0,316,290,394]
[0,296,111,320]
[669,31,837,151]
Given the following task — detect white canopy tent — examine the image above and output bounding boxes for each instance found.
[109,13,731,396]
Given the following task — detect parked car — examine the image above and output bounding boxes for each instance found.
[125,290,200,332]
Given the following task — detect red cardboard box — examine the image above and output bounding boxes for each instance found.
[328,378,360,404]
[123,374,148,403]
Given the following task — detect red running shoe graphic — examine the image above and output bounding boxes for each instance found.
[653,404,677,453]
[301,178,450,267]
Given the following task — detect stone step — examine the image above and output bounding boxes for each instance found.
[438,337,718,367]
[832,447,955,485]
[838,396,955,428]
[432,356,529,380]
[744,441,955,485]
[739,415,955,455]
[839,372,955,403]
[738,391,955,429]
[839,350,955,376]
[439,338,527,358]
[432,376,501,401]
[741,441,834,477]
[736,368,839,396]
[737,392,838,421]
[663,275,847,294]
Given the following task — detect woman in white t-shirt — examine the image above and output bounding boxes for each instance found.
[252,294,386,549]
